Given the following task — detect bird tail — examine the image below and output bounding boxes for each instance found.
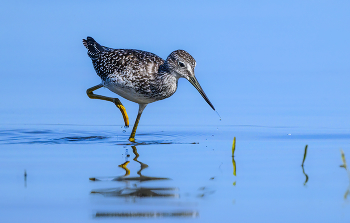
[82,37,105,59]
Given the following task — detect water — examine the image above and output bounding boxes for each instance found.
[1,1,350,222]
[1,124,349,222]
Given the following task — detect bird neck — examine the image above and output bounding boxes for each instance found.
[153,62,179,98]
[159,61,181,80]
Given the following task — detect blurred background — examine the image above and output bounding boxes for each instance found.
[0,0,349,128]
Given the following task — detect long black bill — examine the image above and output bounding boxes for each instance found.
[188,76,215,111]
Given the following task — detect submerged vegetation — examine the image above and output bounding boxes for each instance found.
[340,149,350,199]
[301,145,309,186]
[232,137,236,177]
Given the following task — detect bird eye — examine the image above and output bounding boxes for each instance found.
[178,61,185,68]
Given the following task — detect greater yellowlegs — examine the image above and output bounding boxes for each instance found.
[83,37,215,142]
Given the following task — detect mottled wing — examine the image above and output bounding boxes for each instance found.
[93,49,164,81]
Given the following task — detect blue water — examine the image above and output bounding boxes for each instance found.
[1,124,349,222]
[1,1,350,222]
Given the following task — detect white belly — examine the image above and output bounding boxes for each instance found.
[103,81,157,104]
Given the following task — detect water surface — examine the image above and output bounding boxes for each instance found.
[1,124,350,222]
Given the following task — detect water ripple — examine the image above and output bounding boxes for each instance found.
[0,125,204,145]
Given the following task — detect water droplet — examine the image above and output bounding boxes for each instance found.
[122,130,126,133]
[215,111,221,121]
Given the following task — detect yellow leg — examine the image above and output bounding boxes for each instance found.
[132,146,139,160]
[129,104,147,142]
[128,113,142,142]
[86,84,129,127]
[118,161,130,176]
[132,146,149,175]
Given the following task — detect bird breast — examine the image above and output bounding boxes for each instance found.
[103,72,178,104]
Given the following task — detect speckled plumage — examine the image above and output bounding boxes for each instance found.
[83,37,197,104]
[83,36,215,141]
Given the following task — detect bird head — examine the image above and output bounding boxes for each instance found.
[166,50,215,111]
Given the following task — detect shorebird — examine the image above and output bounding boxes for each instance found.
[83,37,215,142]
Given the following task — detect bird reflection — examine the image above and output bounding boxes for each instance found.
[90,145,178,198]
[118,161,130,176]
